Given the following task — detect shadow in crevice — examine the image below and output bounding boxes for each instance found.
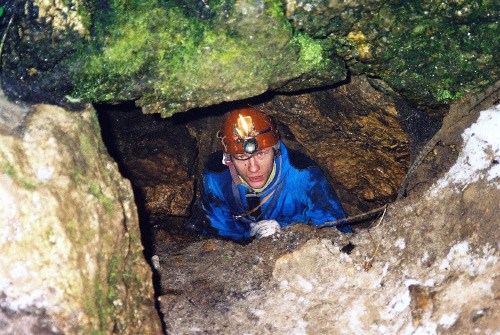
[94,101,169,333]
[94,102,156,257]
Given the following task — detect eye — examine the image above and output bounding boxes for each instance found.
[255,150,269,159]
[234,154,251,160]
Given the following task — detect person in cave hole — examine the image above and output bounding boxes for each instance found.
[197,106,351,241]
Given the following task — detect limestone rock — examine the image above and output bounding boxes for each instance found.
[154,100,499,334]
[2,1,496,116]
[0,102,162,334]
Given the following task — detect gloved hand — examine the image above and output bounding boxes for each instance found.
[250,220,281,239]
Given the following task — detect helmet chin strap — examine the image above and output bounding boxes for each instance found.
[222,153,242,185]
[228,164,241,185]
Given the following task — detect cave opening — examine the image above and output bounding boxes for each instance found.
[94,76,441,328]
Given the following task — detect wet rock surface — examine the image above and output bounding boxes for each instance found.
[1,1,496,116]
[97,104,197,220]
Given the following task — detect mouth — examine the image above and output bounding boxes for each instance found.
[248,175,264,183]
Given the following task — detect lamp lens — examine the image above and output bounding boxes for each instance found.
[243,138,258,153]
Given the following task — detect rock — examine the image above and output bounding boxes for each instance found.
[153,99,499,334]
[0,102,162,334]
[93,76,415,224]
[0,0,87,105]
[260,76,413,210]
[1,0,345,116]
[96,104,197,220]
[2,1,496,115]
[0,90,30,133]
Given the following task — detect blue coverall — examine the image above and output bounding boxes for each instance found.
[201,141,351,241]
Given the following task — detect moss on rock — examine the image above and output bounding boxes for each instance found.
[0,102,162,334]
[286,0,498,116]
[348,1,499,114]
[2,0,496,115]
[68,0,346,116]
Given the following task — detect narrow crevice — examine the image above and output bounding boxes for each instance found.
[92,81,436,332]
[94,102,156,259]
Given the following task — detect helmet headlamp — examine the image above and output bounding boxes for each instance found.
[242,137,258,154]
[220,107,279,155]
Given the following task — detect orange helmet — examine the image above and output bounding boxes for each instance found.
[220,107,279,154]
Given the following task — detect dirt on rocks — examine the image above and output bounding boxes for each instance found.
[151,85,500,334]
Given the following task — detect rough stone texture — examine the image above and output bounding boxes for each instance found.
[1,1,497,116]
[0,0,87,105]
[259,76,413,211]
[153,97,499,334]
[0,101,162,334]
[285,0,384,37]
[96,104,197,221]
[94,77,416,222]
[0,91,30,133]
[286,0,499,117]
[400,79,500,199]
[70,0,345,116]
[1,0,345,116]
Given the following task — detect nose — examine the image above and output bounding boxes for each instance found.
[247,156,260,173]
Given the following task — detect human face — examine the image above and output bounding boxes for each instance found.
[232,148,275,189]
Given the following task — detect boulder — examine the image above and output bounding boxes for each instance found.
[0,100,162,334]
[1,1,496,116]
[259,76,417,211]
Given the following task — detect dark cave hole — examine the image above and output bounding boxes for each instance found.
[94,92,441,253]
[340,242,356,255]
[93,88,440,326]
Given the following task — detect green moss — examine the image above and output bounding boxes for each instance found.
[435,89,462,102]
[294,33,324,70]
[106,255,121,304]
[70,2,196,102]
[4,162,15,177]
[84,255,123,334]
[20,180,36,190]
[63,219,95,245]
[79,133,95,163]
[93,272,110,331]
[68,0,345,115]
[3,162,37,190]
[89,251,146,333]
[64,219,78,242]
[88,181,114,215]
[357,0,499,106]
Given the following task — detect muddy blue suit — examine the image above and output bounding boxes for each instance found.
[201,141,351,241]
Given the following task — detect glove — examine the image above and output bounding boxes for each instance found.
[250,220,281,239]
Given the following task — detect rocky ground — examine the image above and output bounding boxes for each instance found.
[152,90,499,334]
